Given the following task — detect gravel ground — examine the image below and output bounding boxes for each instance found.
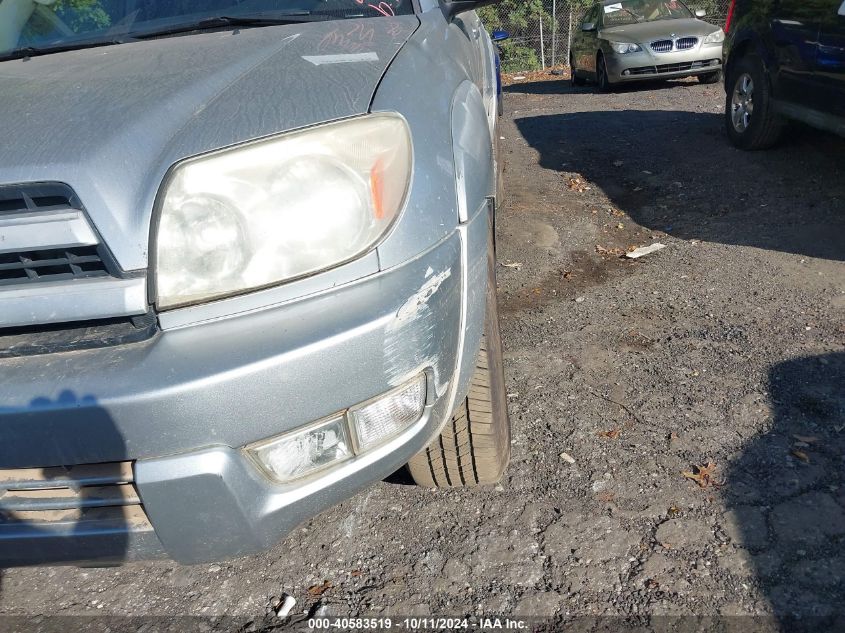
[1,76,844,632]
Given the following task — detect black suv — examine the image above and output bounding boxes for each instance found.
[723,0,845,149]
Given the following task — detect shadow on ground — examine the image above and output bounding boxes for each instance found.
[724,352,845,631]
[512,107,845,261]
[512,98,845,627]
[505,77,695,95]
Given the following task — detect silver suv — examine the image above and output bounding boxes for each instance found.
[0,0,510,566]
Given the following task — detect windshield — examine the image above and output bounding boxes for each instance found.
[0,0,411,57]
[601,0,693,26]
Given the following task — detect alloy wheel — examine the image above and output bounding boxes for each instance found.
[731,72,754,133]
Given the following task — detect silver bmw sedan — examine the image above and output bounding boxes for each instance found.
[570,0,725,90]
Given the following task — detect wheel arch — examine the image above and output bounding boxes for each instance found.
[725,32,770,85]
[450,80,495,224]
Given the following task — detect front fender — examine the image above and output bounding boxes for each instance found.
[451,80,494,224]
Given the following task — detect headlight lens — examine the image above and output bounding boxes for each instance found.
[704,29,725,44]
[154,114,412,309]
[609,41,642,54]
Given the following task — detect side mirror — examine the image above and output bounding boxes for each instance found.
[581,22,596,31]
[440,0,501,19]
[491,29,509,42]
[695,9,706,17]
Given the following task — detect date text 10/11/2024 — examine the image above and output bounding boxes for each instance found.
[307,617,530,630]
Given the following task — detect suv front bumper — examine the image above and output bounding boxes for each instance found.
[0,229,469,565]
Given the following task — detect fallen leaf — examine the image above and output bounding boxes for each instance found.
[597,429,621,439]
[682,462,720,488]
[667,505,681,516]
[566,176,591,192]
[559,452,576,465]
[562,270,573,279]
[792,435,818,444]
[597,491,615,503]
[501,261,522,270]
[350,570,363,577]
[307,581,333,596]
[791,449,810,463]
[596,244,624,257]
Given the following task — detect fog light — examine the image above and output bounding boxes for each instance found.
[349,374,427,452]
[623,69,631,76]
[248,415,352,483]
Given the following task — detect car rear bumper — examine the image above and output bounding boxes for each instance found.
[0,228,472,565]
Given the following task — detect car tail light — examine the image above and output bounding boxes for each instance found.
[725,0,737,32]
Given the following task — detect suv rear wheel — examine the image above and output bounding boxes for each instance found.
[407,227,511,488]
[725,54,785,149]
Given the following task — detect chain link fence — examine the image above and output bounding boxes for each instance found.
[479,0,732,73]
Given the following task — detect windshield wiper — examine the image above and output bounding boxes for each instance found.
[0,39,131,62]
[130,12,327,40]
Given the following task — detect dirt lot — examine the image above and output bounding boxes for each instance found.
[1,76,844,631]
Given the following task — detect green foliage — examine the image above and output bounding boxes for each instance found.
[498,43,540,72]
[54,0,111,31]
[40,0,111,35]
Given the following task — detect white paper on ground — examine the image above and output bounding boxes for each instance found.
[625,243,667,259]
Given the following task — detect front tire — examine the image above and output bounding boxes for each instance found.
[596,54,613,92]
[725,55,785,150]
[407,228,511,488]
[570,54,586,87]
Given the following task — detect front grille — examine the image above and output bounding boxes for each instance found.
[627,59,721,75]
[0,461,152,531]
[656,61,697,73]
[676,37,698,50]
[0,312,157,359]
[0,182,77,214]
[0,246,109,286]
[651,39,673,53]
[629,65,659,75]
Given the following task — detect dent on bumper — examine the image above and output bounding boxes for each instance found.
[0,231,465,564]
[0,233,463,466]
[136,397,449,563]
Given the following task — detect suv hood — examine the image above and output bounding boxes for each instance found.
[0,16,418,271]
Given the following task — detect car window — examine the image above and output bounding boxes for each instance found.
[0,0,411,57]
[601,0,693,26]
[585,4,601,27]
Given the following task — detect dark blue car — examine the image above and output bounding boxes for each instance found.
[723,0,845,149]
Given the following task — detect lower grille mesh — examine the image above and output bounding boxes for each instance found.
[0,246,109,286]
[0,462,151,530]
[628,59,720,75]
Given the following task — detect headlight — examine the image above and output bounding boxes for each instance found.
[609,41,642,54]
[703,29,725,44]
[154,114,412,309]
